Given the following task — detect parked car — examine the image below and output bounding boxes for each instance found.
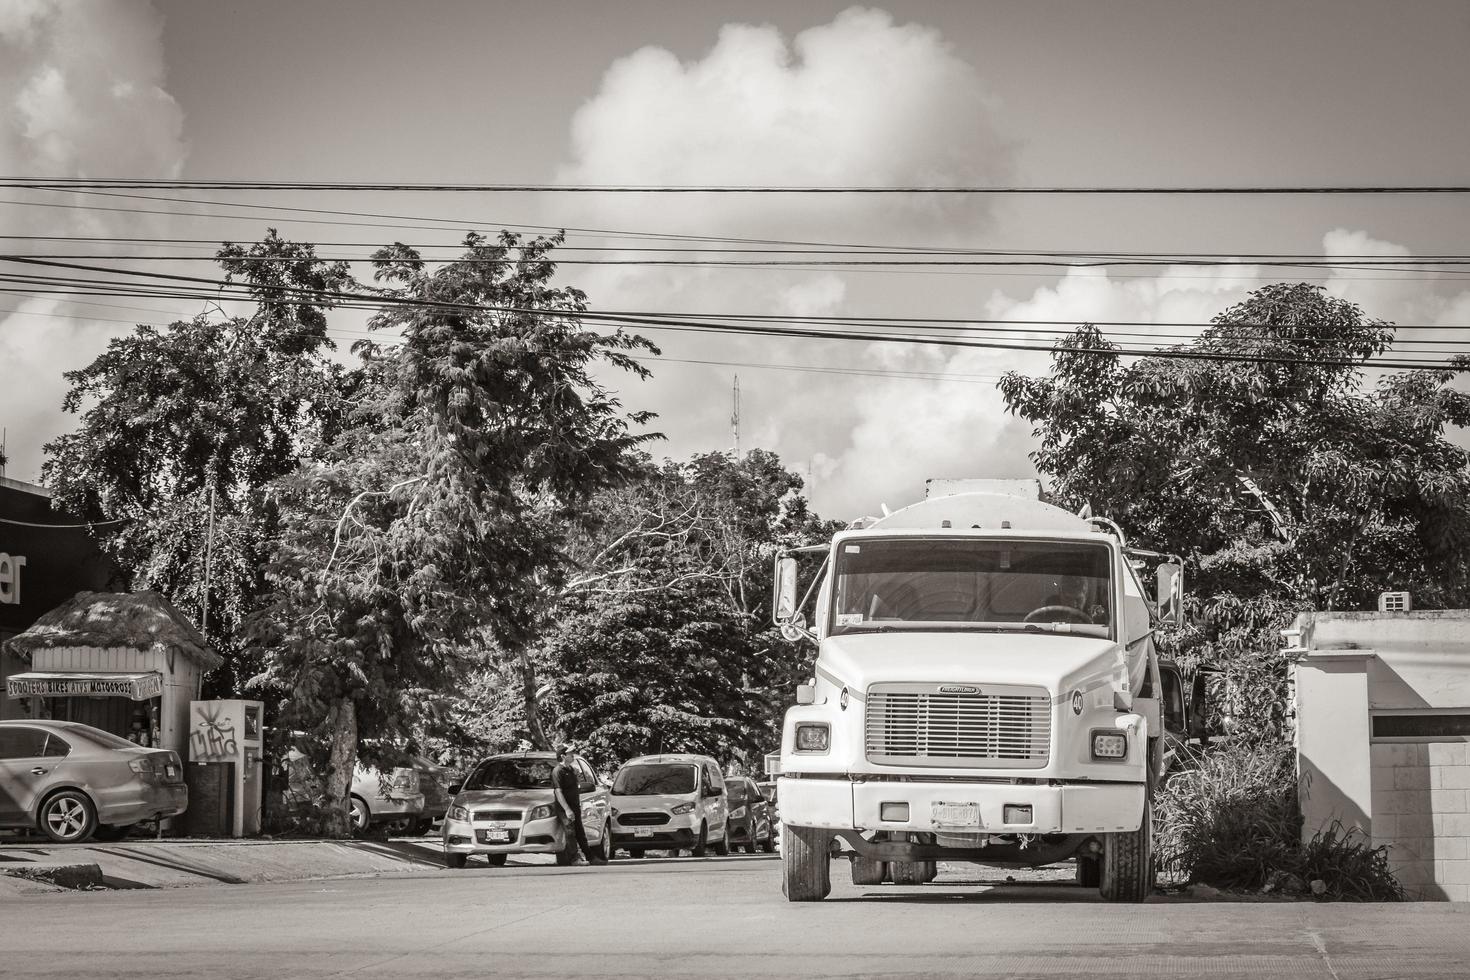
[724,775,775,854]
[0,720,187,843]
[757,779,781,850]
[349,762,425,835]
[440,751,611,868]
[609,753,729,858]
[411,756,457,835]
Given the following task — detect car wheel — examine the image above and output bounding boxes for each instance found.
[444,851,467,869]
[712,831,730,857]
[92,823,133,843]
[597,822,612,862]
[38,790,97,844]
[349,796,371,836]
[411,817,435,836]
[691,822,709,857]
[487,853,507,867]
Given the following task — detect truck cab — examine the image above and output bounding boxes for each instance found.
[770,483,1184,902]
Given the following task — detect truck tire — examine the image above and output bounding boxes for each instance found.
[782,825,832,902]
[888,860,927,885]
[1100,756,1156,903]
[851,856,887,885]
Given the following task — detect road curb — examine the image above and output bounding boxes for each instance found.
[0,861,104,890]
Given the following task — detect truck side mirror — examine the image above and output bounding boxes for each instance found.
[773,555,799,624]
[1156,561,1183,625]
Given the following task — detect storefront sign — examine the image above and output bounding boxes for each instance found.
[0,552,25,605]
[5,671,164,700]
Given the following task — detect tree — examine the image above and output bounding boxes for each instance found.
[43,231,351,696]
[538,450,839,770]
[246,232,658,832]
[1000,283,1470,743]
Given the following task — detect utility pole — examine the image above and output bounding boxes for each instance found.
[201,485,216,636]
[731,374,741,457]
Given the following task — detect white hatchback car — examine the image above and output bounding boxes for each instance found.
[609,753,729,858]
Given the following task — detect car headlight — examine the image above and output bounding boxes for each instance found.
[1091,730,1128,760]
[731,805,747,818]
[671,802,696,815]
[527,804,554,821]
[448,805,469,821]
[795,722,830,752]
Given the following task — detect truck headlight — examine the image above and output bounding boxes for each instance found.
[1091,730,1128,760]
[795,723,830,753]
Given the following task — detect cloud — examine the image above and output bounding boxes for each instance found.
[551,7,1014,518]
[557,6,1007,236]
[0,0,187,482]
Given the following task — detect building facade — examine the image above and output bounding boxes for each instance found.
[0,476,124,720]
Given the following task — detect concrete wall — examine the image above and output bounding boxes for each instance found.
[1293,610,1470,901]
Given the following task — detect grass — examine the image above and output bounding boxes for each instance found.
[1155,741,1403,901]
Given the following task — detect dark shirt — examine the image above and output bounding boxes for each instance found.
[552,761,581,805]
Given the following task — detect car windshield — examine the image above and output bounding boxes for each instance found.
[831,537,1114,639]
[462,758,554,791]
[613,763,698,796]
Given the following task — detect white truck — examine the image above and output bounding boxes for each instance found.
[770,480,1189,902]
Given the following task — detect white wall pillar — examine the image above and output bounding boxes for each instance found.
[1294,651,1375,839]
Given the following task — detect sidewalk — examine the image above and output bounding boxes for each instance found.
[0,835,449,895]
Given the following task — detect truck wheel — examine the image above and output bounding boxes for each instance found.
[888,860,927,885]
[1100,765,1156,903]
[851,856,887,885]
[781,825,832,902]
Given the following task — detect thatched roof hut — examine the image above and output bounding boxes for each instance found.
[2,589,222,671]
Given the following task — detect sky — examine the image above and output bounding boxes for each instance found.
[2,0,1469,518]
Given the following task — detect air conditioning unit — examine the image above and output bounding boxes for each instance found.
[1378,591,1412,613]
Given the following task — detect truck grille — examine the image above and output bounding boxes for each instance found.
[865,683,1051,769]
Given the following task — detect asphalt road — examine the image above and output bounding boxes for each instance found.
[4,852,1469,979]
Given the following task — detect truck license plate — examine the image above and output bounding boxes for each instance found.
[634,827,654,838]
[932,802,981,828]
[486,829,510,843]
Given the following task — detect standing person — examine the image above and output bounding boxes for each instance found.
[552,743,605,865]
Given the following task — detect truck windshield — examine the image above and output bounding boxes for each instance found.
[830,537,1114,639]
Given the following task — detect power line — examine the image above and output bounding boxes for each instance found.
[6,177,1470,193]
[3,256,1467,369]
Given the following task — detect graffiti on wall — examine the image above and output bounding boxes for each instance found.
[190,701,239,761]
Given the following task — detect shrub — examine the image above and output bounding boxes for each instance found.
[1156,741,1403,901]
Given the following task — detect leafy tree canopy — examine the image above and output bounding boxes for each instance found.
[1001,283,1470,742]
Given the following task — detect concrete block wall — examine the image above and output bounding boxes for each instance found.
[1371,742,1470,901]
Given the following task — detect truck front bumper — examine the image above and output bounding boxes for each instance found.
[777,777,1143,835]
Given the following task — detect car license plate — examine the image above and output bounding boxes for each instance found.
[932,802,981,828]
[486,829,510,843]
[634,827,654,838]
